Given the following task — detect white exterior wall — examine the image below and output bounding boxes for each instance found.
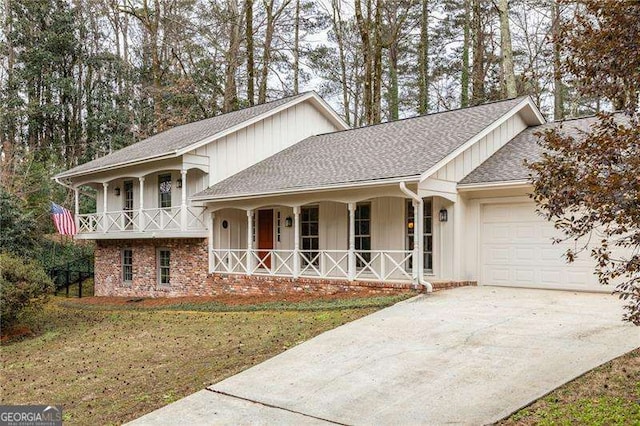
[197,100,340,186]
[433,113,527,182]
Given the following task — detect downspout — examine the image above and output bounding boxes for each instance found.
[399,182,433,293]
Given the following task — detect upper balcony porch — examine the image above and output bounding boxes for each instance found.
[66,157,210,239]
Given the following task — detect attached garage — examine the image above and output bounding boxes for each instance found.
[480,202,605,292]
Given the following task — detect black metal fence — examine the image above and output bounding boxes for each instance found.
[49,256,94,298]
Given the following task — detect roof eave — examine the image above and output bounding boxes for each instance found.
[457,179,531,191]
[190,175,421,203]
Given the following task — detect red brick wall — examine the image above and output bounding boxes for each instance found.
[94,239,474,297]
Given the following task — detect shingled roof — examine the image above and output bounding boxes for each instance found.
[56,93,310,178]
[193,96,530,200]
[459,115,601,185]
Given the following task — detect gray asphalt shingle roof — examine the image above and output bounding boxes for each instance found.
[56,93,308,178]
[194,97,526,200]
[460,115,600,184]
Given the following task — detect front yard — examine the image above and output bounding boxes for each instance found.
[0,293,411,425]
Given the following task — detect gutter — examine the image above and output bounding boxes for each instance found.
[399,182,433,293]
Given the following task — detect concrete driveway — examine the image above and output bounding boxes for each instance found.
[130,286,640,425]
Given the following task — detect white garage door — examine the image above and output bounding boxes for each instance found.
[480,202,604,292]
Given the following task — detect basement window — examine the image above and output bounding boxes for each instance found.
[122,248,133,284]
[157,248,170,286]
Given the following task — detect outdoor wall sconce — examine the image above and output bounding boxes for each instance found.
[407,221,414,230]
[114,187,121,196]
[285,216,293,227]
[176,178,182,189]
[221,220,229,229]
[439,208,448,222]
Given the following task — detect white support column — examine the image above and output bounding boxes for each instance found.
[348,202,356,281]
[138,177,145,231]
[416,199,424,282]
[208,211,215,273]
[411,200,420,283]
[293,206,301,278]
[102,182,109,233]
[246,209,254,275]
[180,169,188,230]
[74,187,79,231]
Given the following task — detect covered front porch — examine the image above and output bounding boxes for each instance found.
[204,184,455,288]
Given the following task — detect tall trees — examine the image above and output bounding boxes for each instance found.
[530,0,640,324]
[497,0,516,98]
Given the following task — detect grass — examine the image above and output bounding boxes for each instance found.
[501,348,640,425]
[0,294,410,425]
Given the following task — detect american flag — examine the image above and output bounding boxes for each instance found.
[50,202,77,236]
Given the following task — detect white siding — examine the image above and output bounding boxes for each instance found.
[433,113,528,183]
[200,100,339,186]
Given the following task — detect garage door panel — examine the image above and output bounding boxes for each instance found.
[480,202,602,291]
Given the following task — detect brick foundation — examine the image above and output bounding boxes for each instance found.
[94,239,476,297]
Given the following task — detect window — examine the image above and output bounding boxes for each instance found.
[122,249,133,283]
[157,248,170,285]
[158,174,172,208]
[300,206,319,267]
[276,211,281,243]
[123,180,134,228]
[406,199,433,272]
[353,203,371,267]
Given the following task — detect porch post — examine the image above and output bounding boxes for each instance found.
[293,206,301,278]
[138,177,145,231]
[208,211,215,273]
[180,169,188,230]
[102,182,109,233]
[246,209,254,275]
[348,202,356,281]
[412,199,422,283]
[73,187,79,231]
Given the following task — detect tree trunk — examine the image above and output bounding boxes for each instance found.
[418,0,429,114]
[355,0,372,123]
[497,0,517,98]
[331,0,350,125]
[371,0,382,124]
[293,0,300,94]
[245,0,255,105]
[471,0,485,105]
[552,0,564,120]
[388,41,399,120]
[461,0,470,107]
[223,0,241,112]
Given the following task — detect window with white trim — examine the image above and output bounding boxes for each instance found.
[122,248,133,283]
[353,203,371,267]
[157,248,170,285]
[300,206,319,267]
[158,174,172,208]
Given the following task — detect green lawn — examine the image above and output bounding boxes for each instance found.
[501,348,640,425]
[0,294,409,425]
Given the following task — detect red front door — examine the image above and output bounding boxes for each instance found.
[257,209,274,269]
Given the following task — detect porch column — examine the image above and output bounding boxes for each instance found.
[412,199,420,283]
[73,187,79,231]
[348,202,356,281]
[208,211,215,273]
[102,182,109,233]
[246,209,254,275]
[293,206,301,278]
[180,169,188,230]
[138,177,145,231]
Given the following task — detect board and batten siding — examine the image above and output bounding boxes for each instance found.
[196,100,340,187]
[433,113,528,183]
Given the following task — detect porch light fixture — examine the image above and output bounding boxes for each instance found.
[407,221,414,230]
[222,220,229,229]
[114,187,121,196]
[284,216,293,227]
[176,178,182,189]
[439,208,448,222]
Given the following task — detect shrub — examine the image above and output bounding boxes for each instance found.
[0,252,54,331]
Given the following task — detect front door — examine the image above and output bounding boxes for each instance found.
[257,209,274,269]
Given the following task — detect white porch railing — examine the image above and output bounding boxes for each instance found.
[210,249,413,282]
[77,206,207,234]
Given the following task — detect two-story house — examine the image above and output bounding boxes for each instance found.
[54,92,606,297]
